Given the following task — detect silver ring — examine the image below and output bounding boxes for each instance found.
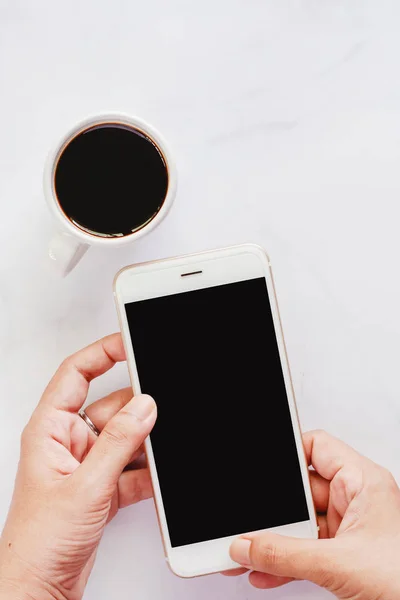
[79,410,101,437]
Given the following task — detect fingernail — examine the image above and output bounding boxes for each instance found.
[230,538,251,567]
[130,395,155,421]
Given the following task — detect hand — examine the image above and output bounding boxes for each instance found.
[0,333,157,600]
[229,430,400,599]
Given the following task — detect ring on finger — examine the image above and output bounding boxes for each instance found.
[78,409,101,437]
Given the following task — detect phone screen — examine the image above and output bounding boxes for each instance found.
[124,277,310,548]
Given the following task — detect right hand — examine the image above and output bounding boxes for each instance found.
[229,430,400,599]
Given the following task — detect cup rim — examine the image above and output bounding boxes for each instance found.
[43,112,177,246]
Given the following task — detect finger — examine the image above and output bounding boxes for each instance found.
[230,533,335,586]
[85,387,133,430]
[303,430,363,482]
[249,571,294,589]
[74,394,157,492]
[42,333,126,412]
[83,388,145,463]
[317,515,330,539]
[118,468,153,508]
[125,452,147,470]
[309,470,330,513]
[220,568,248,577]
[108,489,119,523]
[327,501,342,538]
[223,471,330,580]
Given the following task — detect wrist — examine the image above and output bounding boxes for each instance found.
[0,579,59,600]
[0,539,67,600]
[0,576,65,600]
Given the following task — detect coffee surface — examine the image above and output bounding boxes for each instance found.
[54,124,168,237]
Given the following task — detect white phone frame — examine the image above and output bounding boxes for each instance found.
[114,244,318,578]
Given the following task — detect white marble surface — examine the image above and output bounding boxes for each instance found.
[1,1,400,598]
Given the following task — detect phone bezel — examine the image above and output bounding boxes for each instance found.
[114,244,318,578]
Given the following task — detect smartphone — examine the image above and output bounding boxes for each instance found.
[114,244,317,578]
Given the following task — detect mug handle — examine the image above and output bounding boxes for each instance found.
[49,232,89,276]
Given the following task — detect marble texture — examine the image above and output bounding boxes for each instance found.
[1,1,400,598]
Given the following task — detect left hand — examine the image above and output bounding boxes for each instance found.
[0,333,157,600]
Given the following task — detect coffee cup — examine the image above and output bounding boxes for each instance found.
[43,113,177,276]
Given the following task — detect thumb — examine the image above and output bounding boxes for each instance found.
[75,394,157,492]
[230,532,336,586]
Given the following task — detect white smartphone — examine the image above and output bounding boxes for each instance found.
[114,244,317,578]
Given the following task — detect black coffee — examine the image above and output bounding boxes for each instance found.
[54,123,169,237]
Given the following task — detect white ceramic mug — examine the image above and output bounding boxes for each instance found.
[43,113,177,276]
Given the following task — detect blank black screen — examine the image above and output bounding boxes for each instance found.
[125,277,309,547]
